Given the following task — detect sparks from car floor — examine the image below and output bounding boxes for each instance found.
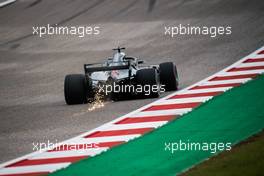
[88,91,105,111]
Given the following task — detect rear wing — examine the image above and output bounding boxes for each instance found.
[84,62,130,74]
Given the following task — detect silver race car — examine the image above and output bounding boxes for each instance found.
[64,47,179,105]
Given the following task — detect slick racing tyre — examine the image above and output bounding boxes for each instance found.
[136,68,160,98]
[64,74,87,105]
[159,62,179,91]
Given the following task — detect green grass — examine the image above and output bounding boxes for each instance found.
[181,131,264,176]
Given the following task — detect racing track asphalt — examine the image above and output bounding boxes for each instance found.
[0,0,263,163]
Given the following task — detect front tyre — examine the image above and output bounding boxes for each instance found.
[159,62,179,91]
[64,74,87,105]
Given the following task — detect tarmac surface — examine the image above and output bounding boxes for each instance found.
[0,0,263,163]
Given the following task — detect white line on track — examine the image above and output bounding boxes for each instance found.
[202,78,251,85]
[132,108,192,117]
[251,54,264,58]
[102,121,167,131]
[77,135,140,143]
[0,163,69,175]
[156,97,212,105]
[30,148,107,160]
[182,87,231,93]
[218,69,264,76]
[0,0,16,8]
[238,62,264,67]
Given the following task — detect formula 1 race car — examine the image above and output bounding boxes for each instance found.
[64,47,179,105]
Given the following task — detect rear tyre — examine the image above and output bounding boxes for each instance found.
[159,62,179,91]
[136,68,160,98]
[64,74,87,105]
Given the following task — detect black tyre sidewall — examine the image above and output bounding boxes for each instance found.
[159,62,179,91]
[136,68,160,98]
[64,74,87,105]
